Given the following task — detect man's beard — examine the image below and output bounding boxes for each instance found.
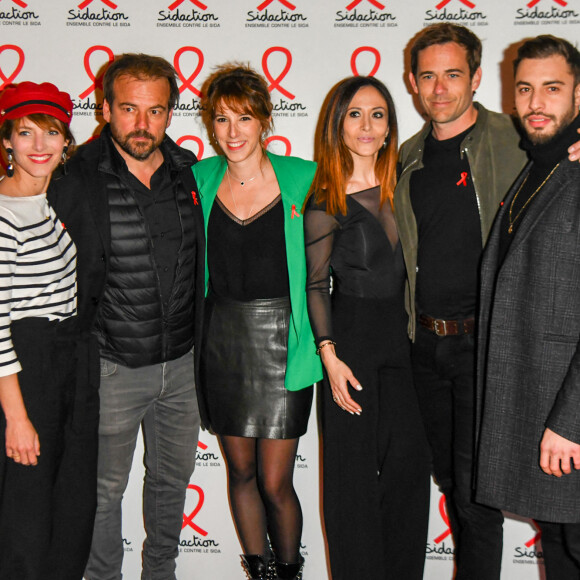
[110,127,162,161]
[523,107,578,146]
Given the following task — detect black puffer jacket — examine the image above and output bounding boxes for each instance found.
[49,125,206,381]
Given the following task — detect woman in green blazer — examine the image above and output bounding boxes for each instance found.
[193,64,321,580]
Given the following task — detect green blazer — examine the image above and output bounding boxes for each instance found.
[193,151,322,391]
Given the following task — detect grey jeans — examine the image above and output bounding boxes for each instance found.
[85,350,200,580]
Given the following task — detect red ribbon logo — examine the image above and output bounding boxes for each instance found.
[182,484,208,536]
[78,0,118,8]
[198,440,207,450]
[257,0,296,9]
[527,0,566,6]
[264,135,292,157]
[350,47,381,77]
[0,45,24,91]
[434,495,452,544]
[177,135,204,160]
[262,47,295,100]
[79,45,115,100]
[346,0,386,9]
[174,47,204,97]
[168,0,208,10]
[525,521,542,547]
[456,172,468,187]
[291,204,300,219]
[3,0,28,7]
[436,0,475,8]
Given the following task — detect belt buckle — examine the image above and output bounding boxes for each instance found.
[434,319,447,336]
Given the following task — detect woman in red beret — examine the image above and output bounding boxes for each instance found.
[0,82,99,580]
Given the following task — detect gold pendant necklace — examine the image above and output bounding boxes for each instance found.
[508,162,560,234]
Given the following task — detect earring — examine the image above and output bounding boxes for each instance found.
[61,146,68,175]
[382,134,389,149]
[6,148,14,178]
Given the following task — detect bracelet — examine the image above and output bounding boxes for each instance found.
[316,340,336,356]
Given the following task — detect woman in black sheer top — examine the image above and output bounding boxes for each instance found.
[304,76,431,579]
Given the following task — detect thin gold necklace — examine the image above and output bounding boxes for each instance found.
[508,162,560,234]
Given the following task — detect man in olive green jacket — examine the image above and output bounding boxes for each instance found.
[393,24,526,580]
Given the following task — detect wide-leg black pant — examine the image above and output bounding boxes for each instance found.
[322,294,431,580]
[0,317,100,580]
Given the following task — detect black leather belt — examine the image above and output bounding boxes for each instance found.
[419,314,475,337]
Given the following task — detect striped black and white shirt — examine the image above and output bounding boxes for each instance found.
[0,192,77,377]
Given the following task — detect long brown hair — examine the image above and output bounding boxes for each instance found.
[307,76,398,216]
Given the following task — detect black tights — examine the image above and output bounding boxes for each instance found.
[220,435,302,563]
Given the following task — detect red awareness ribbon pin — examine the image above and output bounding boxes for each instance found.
[456,172,468,187]
[191,191,199,205]
[291,205,300,219]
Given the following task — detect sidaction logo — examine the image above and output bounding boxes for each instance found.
[262,46,307,116]
[335,0,397,28]
[246,0,308,29]
[180,484,221,555]
[351,46,381,77]
[264,135,292,156]
[72,45,114,116]
[122,537,134,553]
[425,495,456,560]
[171,46,205,117]
[424,0,488,25]
[0,44,24,89]
[67,0,131,27]
[177,135,205,160]
[514,0,579,23]
[0,0,39,24]
[195,440,220,466]
[512,524,544,565]
[158,0,220,28]
[295,453,308,469]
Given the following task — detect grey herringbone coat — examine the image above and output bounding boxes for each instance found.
[475,157,580,522]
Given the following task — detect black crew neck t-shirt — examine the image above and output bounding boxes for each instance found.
[410,125,482,318]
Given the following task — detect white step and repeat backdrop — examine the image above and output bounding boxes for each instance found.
[2,0,578,578]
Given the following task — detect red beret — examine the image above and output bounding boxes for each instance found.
[0,82,73,126]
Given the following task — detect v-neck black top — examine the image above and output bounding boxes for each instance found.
[304,186,404,343]
[207,194,289,300]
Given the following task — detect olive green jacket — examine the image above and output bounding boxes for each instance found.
[193,151,323,391]
[394,103,527,339]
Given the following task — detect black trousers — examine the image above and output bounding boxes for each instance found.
[322,294,431,580]
[538,520,580,579]
[412,323,504,580]
[0,318,99,580]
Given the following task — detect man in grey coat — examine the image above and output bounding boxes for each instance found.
[476,35,580,579]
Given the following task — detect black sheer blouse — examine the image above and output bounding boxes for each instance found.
[304,186,405,343]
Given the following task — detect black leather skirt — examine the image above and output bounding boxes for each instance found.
[202,294,313,439]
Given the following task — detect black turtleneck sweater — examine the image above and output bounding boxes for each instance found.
[498,114,580,262]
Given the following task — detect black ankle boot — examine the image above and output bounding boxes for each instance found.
[241,554,271,579]
[274,555,304,579]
